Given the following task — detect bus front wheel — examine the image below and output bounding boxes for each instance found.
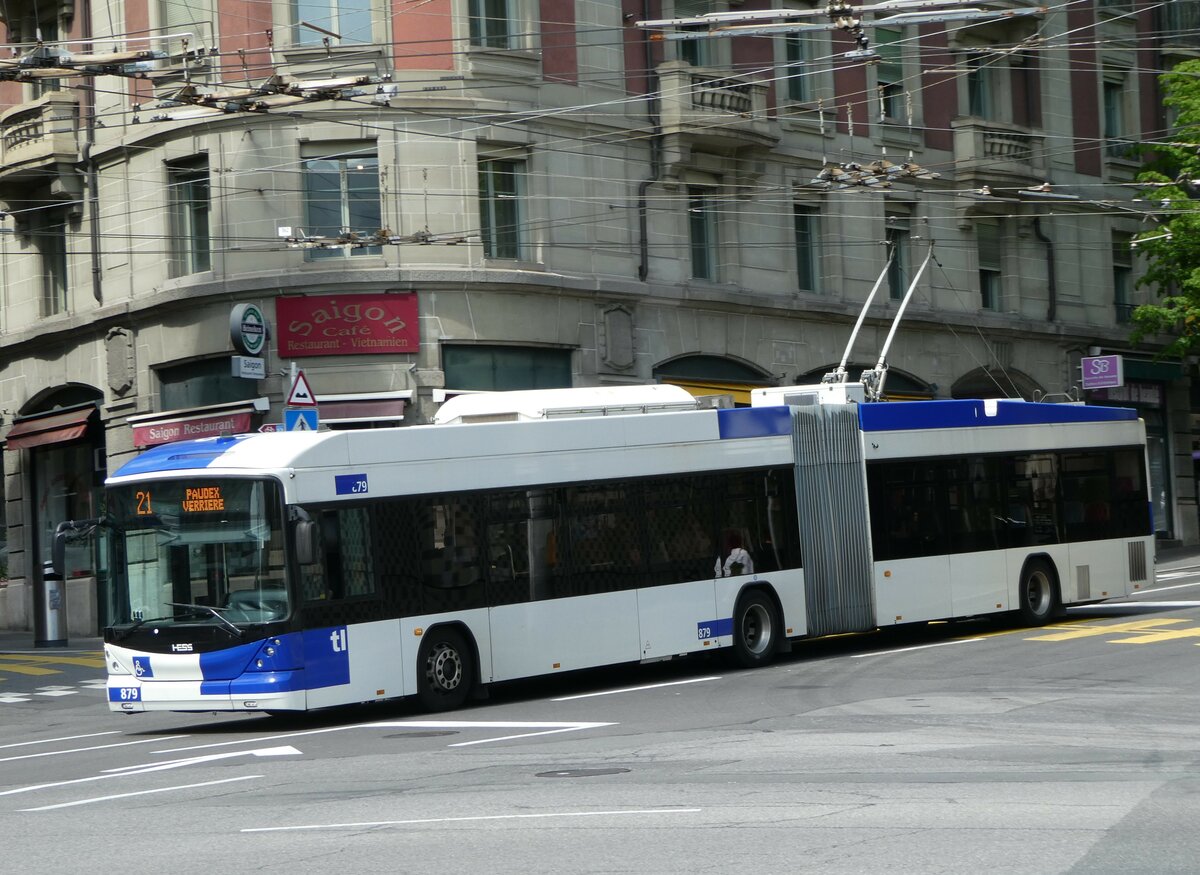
[729,591,779,669]
[1018,559,1059,627]
[417,627,475,712]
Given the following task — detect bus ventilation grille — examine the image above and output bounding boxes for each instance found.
[1127,540,1147,583]
[1076,566,1090,600]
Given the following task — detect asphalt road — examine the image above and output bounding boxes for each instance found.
[3,564,1200,874]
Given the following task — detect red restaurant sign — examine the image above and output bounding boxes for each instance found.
[277,293,419,357]
[133,412,253,448]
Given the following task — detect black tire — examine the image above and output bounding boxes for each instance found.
[1018,559,1059,626]
[416,627,475,712]
[729,591,779,669]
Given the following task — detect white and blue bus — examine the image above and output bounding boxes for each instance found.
[66,383,1153,714]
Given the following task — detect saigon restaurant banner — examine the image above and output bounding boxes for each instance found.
[277,293,419,357]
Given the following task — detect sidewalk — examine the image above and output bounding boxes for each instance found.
[0,630,103,653]
[1156,544,1200,569]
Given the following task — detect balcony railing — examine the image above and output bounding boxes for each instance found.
[0,91,80,181]
[951,117,1045,185]
[1114,302,1136,325]
[656,61,777,153]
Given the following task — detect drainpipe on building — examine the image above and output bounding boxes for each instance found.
[82,0,102,304]
[636,0,663,282]
[1033,217,1055,322]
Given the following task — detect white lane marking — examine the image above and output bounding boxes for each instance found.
[19,776,262,812]
[0,731,120,751]
[0,746,300,798]
[552,676,722,702]
[0,735,188,765]
[1069,601,1200,610]
[851,637,986,658]
[153,721,615,755]
[242,808,702,834]
[102,745,302,775]
[449,725,615,748]
[1128,580,1200,595]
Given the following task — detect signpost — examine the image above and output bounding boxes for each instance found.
[231,303,269,381]
[1081,354,1124,391]
[284,368,320,431]
[284,409,319,431]
[286,370,318,407]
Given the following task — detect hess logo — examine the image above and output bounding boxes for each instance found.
[329,628,348,653]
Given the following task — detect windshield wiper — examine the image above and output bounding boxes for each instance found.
[114,614,173,641]
[166,602,245,638]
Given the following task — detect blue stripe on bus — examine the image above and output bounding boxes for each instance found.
[858,399,1138,432]
[113,436,251,477]
[717,406,792,439]
[698,618,733,640]
[230,671,305,695]
[199,639,263,680]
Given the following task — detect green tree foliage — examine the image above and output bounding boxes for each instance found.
[1131,60,1200,356]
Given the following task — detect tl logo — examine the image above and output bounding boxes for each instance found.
[329,628,348,653]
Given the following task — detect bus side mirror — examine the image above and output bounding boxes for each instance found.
[294,520,319,566]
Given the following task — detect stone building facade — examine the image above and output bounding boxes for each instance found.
[0,0,1195,631]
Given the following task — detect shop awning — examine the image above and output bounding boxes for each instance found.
[320,398,406,422]
[317,392,410,424]
[5,406,96,450]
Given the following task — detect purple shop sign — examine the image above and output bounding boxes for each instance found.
[1081,354,1124,391]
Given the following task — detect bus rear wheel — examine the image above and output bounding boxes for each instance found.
[1018,559,1059,626]
[729,591,779,669]
[417,627,474,712]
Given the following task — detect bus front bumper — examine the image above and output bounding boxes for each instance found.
[107,672,308,713]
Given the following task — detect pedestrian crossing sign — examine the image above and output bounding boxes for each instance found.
[284,408,319,432]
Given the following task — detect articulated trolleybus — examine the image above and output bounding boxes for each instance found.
[68,381,1153,714]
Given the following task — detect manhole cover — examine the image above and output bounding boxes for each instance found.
[535,768,631,778]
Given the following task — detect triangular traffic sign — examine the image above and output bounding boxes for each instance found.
[287,370,318,407]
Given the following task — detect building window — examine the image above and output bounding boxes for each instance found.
[478,157,525,260]
[977,219,1002,310]
[1113,231,1133,323]
[875,27,904,120]
[159,358,259,410]
[293,0,373,45]
[967,55,994,119]
[784,35,810,103]
[303,152,381,259]
[677,0,714,67]
[688,188,718,281]
[469,0,512,49]
[794,205,819,292]
[885,215,909,300]
[443,345,572,391]
[167,160,211,276]
[34,207,69,316]
[1103,75,1133,158]
[32,18,62,96]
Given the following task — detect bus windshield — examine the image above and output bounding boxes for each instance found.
[105,478,289,630]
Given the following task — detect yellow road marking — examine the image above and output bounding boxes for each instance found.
[1024,619,1188,642]
[1107,626,1200,644]
[0,662,59,676]
[6,654,105,668]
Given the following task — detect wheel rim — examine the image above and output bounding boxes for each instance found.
[741,603,773,656]
[425,642,464,694]
[1026,570,1051,616]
